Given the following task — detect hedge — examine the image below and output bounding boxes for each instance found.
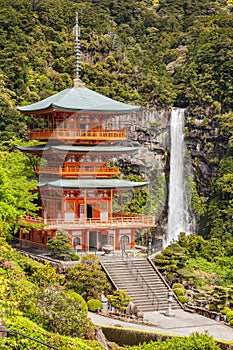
[100,325,233,350]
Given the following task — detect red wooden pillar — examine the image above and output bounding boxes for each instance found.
[131,229,135,249]
[19,228,22,250]
[115,228,120,250]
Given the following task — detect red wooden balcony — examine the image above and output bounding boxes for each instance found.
[29,128,126,141]
[36,163,120,178]
[22,215,155,229]
[45,215,156,229]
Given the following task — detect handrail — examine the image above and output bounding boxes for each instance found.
[0,329,60,349]
[37,165,120,177]
[30,128,126,140]
[45,215,155,228]
[147,257,183,309]
[123,253,159,311]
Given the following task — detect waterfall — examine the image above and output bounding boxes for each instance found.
[166,108,194,246]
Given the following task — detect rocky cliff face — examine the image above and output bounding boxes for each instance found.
[117,108,171,246]
[116,106,227,244]
[185,107,227,200]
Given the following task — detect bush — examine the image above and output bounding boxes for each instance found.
[102,327,221,349]
[87,299,103,312]
[172,283,184,289]
[108,290,131,313]
[173,288,186,297]
[5,316,104,349]
[220,307,231,315]
[32,287,92,338]
[178,295,189,304]
[71,252,80,261]
[65,254,111,300]
[226,311,233,322]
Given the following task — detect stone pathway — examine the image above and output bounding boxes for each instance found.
[88,309,233,342]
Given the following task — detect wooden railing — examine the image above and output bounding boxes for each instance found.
[45,215,155,228]
[21,215,44,224]
[37,165,120,178]
[30,128,126,141]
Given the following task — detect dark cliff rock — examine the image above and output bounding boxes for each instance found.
[185,107,227,199]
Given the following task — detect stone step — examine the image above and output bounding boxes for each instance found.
[101,258,181,313]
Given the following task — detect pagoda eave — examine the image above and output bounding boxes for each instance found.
[38,178,149,190]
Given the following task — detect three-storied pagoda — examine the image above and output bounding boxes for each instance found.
[17,15,155,252]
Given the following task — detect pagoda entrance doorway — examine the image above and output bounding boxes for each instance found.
[89,231,99,251]
[87,204,93,218]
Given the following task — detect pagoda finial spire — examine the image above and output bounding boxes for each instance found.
[73,11,85,88]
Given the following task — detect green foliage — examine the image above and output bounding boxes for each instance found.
[172,282,184,289]
[209,286,232,311]
[189,177,206,216]
[47,230,74,259]
[107,290,131,313]
[178,233,226,261]
[5,316,104,349]
[226,311,233,322]
[173,288,186,297]
[153,242,188,284]
[0,239,99,345]
[178,295,189,304]
[32,287,92,337]
[0,0,232,142]
[125,332,221,349]
[220,307,231,315]
[65,254,111,300]
[156,234,233,290]
[87,299,103,312]
[0,151,39,237]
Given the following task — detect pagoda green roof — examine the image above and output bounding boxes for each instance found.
[38,178,148,189]
[17,87,140,113]
[16,144,138,153]
[16,145,48,153]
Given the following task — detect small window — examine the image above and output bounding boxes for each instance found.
[73,237,81,245]
[80,204,85,214]
[66,202,74,211]
[100,201,107,210]
[108,236,114,245]
[120,235,129,244]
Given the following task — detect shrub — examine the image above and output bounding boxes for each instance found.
[32,287,92,338]
[173,288,186,297]
[87,299,103,312]
[172,282,184,289]
[178,295,189,304]
[226,311,233,322]
[71,252,80,261]
[5,316,104,349]
[220,307,231,315]
[108,290,131,313]
[102,327,221,349]
[67,291,88,315]
[65,254,111,300]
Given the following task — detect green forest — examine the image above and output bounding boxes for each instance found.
[0,0,232,240]
[0,0,233,348]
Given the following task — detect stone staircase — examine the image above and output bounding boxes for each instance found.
[101,257,181,313]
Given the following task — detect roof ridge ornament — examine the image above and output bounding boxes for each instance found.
[73,12,85,88]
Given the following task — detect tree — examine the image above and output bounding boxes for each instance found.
[47,230,73,259]
[34,287,93,338]
[0,151,39,238]
[107,289,131,313]
[65,254,111,300]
